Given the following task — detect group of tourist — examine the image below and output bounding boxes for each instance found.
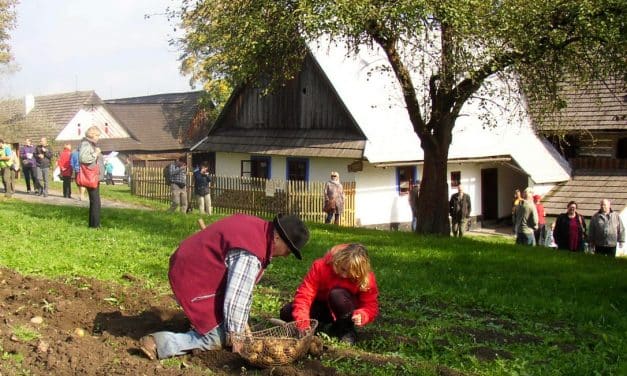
[163,157,214,216]
[1,127,106,228]
[0,137,52,198]
[512,187,625,257]
[551,199,625,257]
[165,167,346,224]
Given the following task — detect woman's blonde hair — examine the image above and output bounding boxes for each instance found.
[329,243,372,291]
[85,125,101,139]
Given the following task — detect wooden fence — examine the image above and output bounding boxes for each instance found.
[131,167,355,226]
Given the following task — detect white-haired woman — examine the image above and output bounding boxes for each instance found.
[324,171,345,225]
[79,126,102,228]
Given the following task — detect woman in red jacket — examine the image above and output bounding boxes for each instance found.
[57,143,73,198]
[280,243,379,345]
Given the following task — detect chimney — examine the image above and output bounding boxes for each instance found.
[25,94,35,115]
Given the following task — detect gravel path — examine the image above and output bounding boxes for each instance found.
[8,182,151,211]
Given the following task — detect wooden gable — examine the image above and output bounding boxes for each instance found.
[197,53,366,158]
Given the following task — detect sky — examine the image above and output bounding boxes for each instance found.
[0,0,195,100]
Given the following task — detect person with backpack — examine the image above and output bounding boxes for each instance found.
[193,161,212,216]
[166,156,188,213]
[71,146,86,201]
[0,139,14,197]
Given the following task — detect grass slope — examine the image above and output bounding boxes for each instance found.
[0,197,625,375]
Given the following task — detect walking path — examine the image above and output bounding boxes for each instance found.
[8,181,513,237]
[8,182,151,211]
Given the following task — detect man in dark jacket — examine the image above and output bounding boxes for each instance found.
[408,181,420,231]
[449,184,471,237]
[19,138,38,193]
[34,137,52,197]
[138,213,309,360]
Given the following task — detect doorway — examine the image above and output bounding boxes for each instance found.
[481,168,498,221]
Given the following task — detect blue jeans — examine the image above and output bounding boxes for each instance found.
[516,232,535,246]
[151,325,226,359]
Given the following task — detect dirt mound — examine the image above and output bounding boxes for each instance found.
[0,268,336,375]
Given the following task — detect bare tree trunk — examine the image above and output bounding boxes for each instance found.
[415,140,451,235]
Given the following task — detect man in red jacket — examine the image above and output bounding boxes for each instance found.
[139,213,309,360]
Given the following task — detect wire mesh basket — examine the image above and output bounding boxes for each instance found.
[232,319,318,367]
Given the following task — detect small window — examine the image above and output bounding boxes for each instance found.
[287,158,308,181]
[617,137,627,159]
[450,171,461,187]
[396,166,417,195]
[241,156,271,179]
[250,156,271,179]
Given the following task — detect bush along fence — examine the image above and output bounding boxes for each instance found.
[130,167,355,226]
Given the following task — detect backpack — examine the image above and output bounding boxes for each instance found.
[163,164,172,184]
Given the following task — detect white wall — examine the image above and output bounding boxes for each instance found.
[215,152,359,182]
[354,164,410,226]
[213,152,560,227]
[56,106,129,141]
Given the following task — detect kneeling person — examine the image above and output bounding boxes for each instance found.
[280,243,379,345]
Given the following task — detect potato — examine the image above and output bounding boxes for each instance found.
[250,339,263,353]
[308,337,324,356]
[247,352,259,363]
[284,346,296,357]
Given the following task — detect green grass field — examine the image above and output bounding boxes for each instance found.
[0,189,625,375]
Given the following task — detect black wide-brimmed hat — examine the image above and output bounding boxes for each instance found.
[273,214,309,260]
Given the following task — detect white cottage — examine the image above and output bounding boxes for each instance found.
[194,41,571,228]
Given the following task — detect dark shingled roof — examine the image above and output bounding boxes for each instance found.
[532,78,626,132]
[0,91,101,143]
[542,170,627,217]
[103,91,207,152]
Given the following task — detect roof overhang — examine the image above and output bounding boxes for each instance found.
[372,155,512,168]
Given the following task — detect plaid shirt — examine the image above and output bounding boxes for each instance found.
[168,163,187,186]
[223,249,262,333]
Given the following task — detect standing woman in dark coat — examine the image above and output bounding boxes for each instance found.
[79,126,102,228]
[552,201,587,252]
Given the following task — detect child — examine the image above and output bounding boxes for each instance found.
[279,243,379,345]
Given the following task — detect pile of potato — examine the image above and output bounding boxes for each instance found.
[239,336,312,366]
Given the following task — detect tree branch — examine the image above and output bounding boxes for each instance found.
[370,29,427,138]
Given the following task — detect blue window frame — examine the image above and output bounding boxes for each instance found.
[396,166,418,195]
[286,158,309,181]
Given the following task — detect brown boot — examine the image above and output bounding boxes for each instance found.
[139,335,157,360]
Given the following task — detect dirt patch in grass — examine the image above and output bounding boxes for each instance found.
[0,267,438,375]
[444,326,542,346]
